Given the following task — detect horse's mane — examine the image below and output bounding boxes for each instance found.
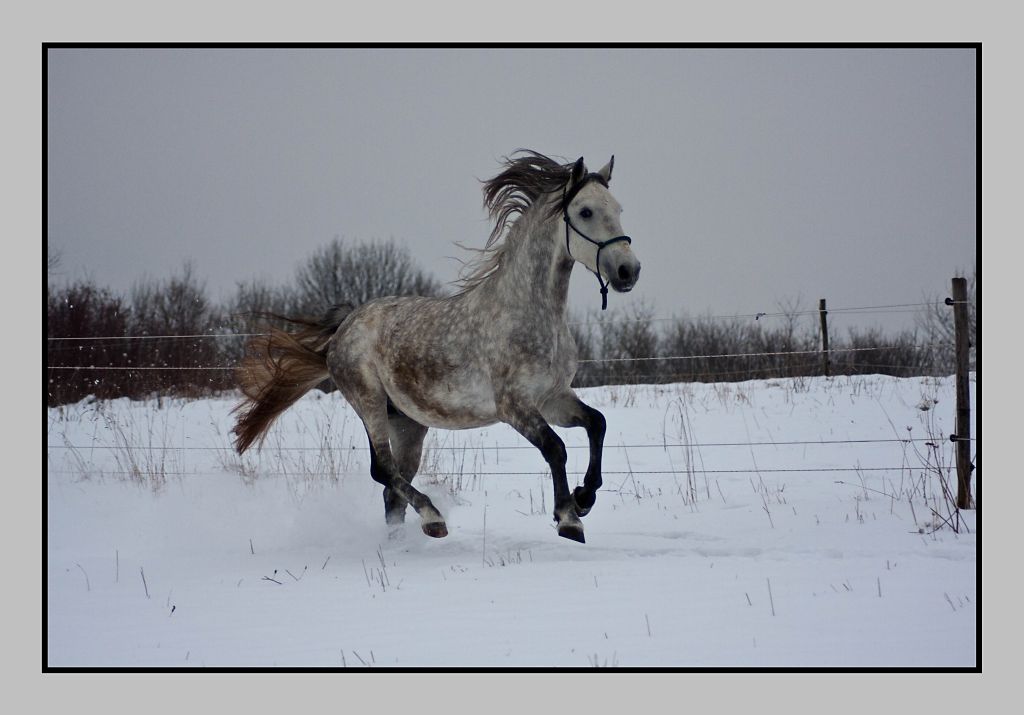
[455,150,573,292]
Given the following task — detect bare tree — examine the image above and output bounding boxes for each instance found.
[291,238,442,316]
[222,278,295,329]
[128,262,223,395]
[130,262,211,338]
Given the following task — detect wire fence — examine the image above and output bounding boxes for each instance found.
[45,301,946,342]
[46,291,976,507]
[48,417,975,485]
[46,298,974,405]
[44,343,947,370]
[47,436,965,453]
[44,466,934,479]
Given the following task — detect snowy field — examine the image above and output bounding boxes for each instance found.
[46,374,976,669]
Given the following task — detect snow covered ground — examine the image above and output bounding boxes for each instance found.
[46,374,976,668]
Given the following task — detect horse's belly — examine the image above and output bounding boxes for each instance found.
[384,373,498,430]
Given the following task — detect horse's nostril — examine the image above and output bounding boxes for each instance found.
[618,265,632,282]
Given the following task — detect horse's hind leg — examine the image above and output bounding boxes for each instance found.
[363,416,446,538]
[382,402,429,527]
[337,373,445,537]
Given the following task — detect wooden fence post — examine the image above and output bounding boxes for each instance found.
[819,298,830,377]
[950,277,974,509]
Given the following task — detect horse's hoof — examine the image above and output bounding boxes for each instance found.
[555,506,585,542]
[421,521,448,538]
[558,523,586,543]
[573,487,595,518]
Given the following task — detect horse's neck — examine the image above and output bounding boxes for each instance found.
[487,215,572,322]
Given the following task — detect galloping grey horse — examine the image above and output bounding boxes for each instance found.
[232,151,641,542]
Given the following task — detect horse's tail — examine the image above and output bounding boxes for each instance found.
[231,304,354,454]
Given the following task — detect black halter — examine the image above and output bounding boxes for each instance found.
[562,175,632,310]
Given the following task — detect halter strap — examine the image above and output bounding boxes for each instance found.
[561,177,632,310]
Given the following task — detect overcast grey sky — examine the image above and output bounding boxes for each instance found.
[47,47,975,333]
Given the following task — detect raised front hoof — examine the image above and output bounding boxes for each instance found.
[557,522,586,543]
[573,487,595,518]
[421,521,449,539]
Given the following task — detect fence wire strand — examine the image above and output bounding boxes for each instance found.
[48,436,963,453]
[46,300,948,343]
[47,342,948,372]
[46,466,930,479]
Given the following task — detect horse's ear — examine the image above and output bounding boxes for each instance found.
[570,156,586,186]
[598,155,614,183]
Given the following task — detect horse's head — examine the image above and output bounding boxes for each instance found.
[561,156,641,305]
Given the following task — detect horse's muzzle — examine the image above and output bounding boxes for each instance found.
[609,260,641,293]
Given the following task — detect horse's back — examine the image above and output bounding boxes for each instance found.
[327,294,499,429]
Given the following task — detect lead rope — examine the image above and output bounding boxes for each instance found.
[562,182,632,310]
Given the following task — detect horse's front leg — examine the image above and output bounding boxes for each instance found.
[499,399,584,543]
[541,392,606,518]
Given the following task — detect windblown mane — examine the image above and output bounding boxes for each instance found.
[455,150,573,292]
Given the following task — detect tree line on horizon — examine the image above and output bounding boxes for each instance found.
[46,239,976,407]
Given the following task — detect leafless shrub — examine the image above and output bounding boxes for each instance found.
[48,238,969,405]
[291,238,443,316]
[47,280,131,405]
[580,302,662,386]
[658,304,818,384]
[915,266,976,375]
[835,327,932,377]
[127,262,226,397]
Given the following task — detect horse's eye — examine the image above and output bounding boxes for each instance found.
[580,208,593,219]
